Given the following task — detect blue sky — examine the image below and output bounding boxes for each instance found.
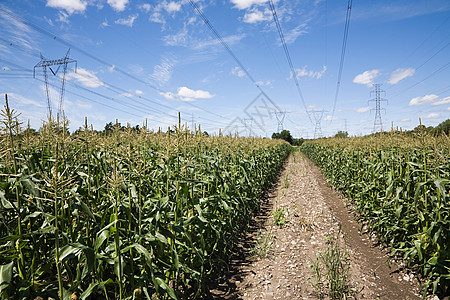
[1,0,449,137]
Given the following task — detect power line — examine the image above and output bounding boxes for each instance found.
[330,0,352,122]
[0,6,227,121]
[390,61,450,98]
[267,0,312,123]
[0,37,226,125]
[188,0,281,113]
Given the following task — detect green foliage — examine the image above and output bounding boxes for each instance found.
[0,100,292,299]
[273,207,287,228]
[310,229,351,299]
[272,129,293,144]
[301,134,450,296]
[333,131,348,138]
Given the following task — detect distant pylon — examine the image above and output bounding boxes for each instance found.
[274,111,286,132]
[34,49,77,116]
[311,109,327,139]
[369,84,387,133]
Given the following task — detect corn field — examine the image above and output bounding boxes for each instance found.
[0,99,291,299]
[300,133,450,296]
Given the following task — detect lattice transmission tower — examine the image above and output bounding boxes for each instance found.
[34,49,77,116]
[273,111,286,132]
[369,84,387,133]
[311,109,327,139]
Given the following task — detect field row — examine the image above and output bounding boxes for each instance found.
[0,109,291,299]
[300,134,450,296]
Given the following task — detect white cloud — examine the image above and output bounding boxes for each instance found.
[409,94,439,106]
[119,92,133,98]
[423,113,440,119]
[388,68,415,85]
[194,34,245,50]
[66,68,105,88]
[107,0,129,12]
[160,86,215,102]
[46,0,87,14]
[291,65,326,80]
[325,115,338,121]
[355,107,370,113]
[163,1,181,13]
[115,14,138,27]
[7,93,45,108]
[0,5,34,53]
[243,8,272,23]
[1,66,11,71]
[232,66,246,77]
[139,3,151,12]
[44,16,54,26]
[353,69,380,87]
[230,0,268,10]
[284,24,308,44]
[135,90,143,95]
[108,65,115,72]
[149,1,182,23]
[151,57,176,84]
[400,118,410,122]
[431,96,450,106]
[101,19,109,27]
[255,80,272,86]
[57,11,70,24]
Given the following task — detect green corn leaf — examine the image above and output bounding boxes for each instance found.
[0,261,14,292]
[155,277,177,300]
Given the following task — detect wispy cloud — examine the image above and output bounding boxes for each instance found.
[290,65,326,80]
[135,89,143,95]
[325,115,338,121]
[6,92,46,108]
[388,68,415,85]
[353,69,380,87]
[255,80,273,87]
[66,67,105,88]
[107,0,129,12]
[432,96,450,106]
[46,0,87,14]
[149,1,182,24]
[408,94,450,106]
[423,113,440,119]
[230,0,269,10]
[115,14,138,27]
[160,86,215,102]
[150,56,176,85]
[0,5,36,54]
[400,118,411,122]
[355,107,370,113]
[243,8,272,23]
[232,66,246,78]
[139,3,151,13]
[284,24,308,44]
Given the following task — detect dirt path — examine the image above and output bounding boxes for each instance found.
[205,151,425,299]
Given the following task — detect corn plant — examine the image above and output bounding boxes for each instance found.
[0,96,291,299]
[301,132,450,296]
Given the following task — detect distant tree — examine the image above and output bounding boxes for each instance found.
[292,138,305,146]
[272,130,293,144]
[434,119,450,136]
[104,121,125,135]
[203,131,209,137]
[334,131,349,138]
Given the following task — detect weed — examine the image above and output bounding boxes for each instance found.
[273,207,287,228]
[309,228,352,299]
